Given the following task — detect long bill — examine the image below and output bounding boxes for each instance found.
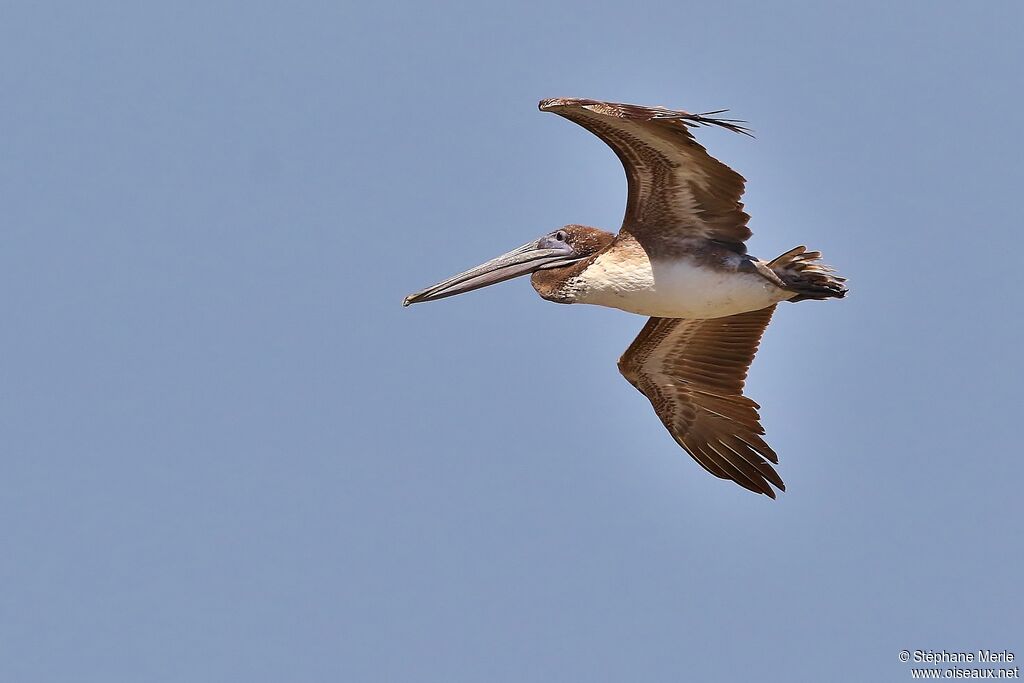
[403,239,578,306]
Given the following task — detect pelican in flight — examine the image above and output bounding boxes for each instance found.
[404,98,846,498]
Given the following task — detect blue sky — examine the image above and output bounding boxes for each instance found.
[2,1,1021,681]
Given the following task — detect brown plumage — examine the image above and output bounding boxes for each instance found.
[405,97,847,498]
[539,98,753,251]
[617,306,784,498]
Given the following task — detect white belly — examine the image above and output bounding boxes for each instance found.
[573,254,790,318]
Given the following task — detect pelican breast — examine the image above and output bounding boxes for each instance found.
[567,243,790,318]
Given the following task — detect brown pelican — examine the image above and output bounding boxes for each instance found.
[404,98,846,498]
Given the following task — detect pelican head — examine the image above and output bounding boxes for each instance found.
[403,225,613,306]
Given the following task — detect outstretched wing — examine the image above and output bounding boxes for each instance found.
[539,97,752,250]
[617,306,783,497]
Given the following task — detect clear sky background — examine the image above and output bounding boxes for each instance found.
[2,2,1021,681]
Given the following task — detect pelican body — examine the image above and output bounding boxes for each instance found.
[404,98,846,498]
[533,231,789,317]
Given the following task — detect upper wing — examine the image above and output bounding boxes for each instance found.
[617,306,784,497]
[539,98,752,250]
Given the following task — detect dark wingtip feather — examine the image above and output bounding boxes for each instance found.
[691,110,755,137]
[539,97,756,137]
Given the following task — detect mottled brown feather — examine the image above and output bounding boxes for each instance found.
[617,305,784,497]
[539,97,752,249]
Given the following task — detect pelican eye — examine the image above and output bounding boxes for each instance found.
[555,231,567,242]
